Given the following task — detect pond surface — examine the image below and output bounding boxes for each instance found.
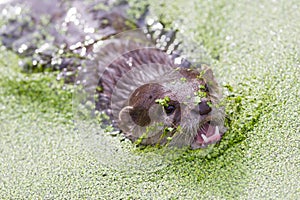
[0,0,299,199]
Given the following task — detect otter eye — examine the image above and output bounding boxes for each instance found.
[204,83,209,92]
[164,105,176,115]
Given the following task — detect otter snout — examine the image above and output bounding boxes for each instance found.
[198,99,212,115]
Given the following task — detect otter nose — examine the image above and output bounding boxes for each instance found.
[198,99,212,115]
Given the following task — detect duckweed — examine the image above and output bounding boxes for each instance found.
[0,0,299,199]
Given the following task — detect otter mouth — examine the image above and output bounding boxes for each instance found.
[191,122,223,149]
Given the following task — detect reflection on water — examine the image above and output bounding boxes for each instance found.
[0,0,183,79]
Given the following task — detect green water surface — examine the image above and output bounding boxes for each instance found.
[0,0,299,199]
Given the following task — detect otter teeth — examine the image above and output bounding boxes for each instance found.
[201,126,220,143]
[214,126,220,136]
[201,134,209,143]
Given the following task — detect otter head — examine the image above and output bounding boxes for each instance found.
[118,67,226,149]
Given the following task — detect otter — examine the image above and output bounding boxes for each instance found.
[87,45,226,149]
[0,0,226,149]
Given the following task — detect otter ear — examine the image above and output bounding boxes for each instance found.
[117,106,139,140]
[119,106,134,124]
[201,66,220,95]
[201,66,215,81]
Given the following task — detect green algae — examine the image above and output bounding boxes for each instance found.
[0,0,299,199]
[0,52,73,121]
[155,96,170,107]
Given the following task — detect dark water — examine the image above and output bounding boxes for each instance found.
[0,0,184,81]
